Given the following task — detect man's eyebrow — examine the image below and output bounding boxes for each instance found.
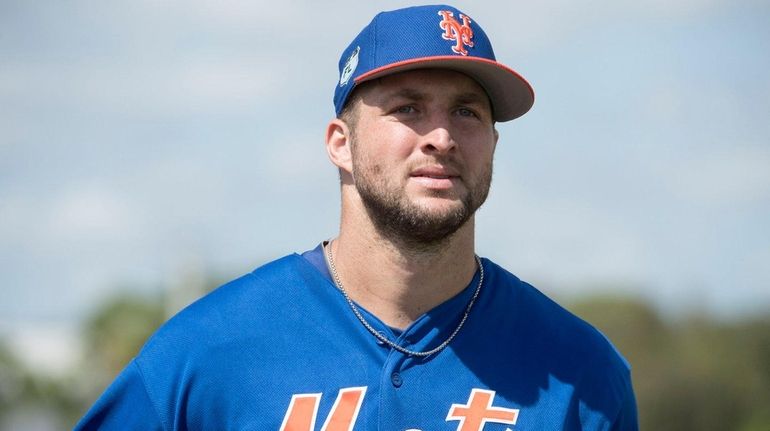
[380,88,426,103]
[454,91,490,106]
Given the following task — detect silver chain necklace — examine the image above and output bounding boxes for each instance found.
[323,241,484,357]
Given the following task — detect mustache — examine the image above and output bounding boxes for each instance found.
[407,157,464,173]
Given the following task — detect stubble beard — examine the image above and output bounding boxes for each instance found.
[351,145,493,252]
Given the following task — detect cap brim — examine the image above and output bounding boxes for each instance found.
[354,56,534,122]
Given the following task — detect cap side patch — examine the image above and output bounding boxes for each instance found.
[339,46,360,87]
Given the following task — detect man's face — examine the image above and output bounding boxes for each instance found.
[346,69,498,247]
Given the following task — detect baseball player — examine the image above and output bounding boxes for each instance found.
[75,4,638,430]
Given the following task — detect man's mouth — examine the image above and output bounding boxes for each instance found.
[410,166,460,189]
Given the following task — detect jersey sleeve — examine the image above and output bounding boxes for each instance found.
[73,359,165,431]
[610,374,639,431]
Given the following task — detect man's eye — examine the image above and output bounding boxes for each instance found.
[457,107,478,117]
[395,105,416,114]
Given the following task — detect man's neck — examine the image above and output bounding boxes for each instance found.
[330,213,478,330]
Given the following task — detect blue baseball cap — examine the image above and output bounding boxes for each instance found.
[334,4,534,122]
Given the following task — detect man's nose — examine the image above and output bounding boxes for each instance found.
[420,118,456,154]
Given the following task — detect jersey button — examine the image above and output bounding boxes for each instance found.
[376,331,387,345]
[391,372,403,387]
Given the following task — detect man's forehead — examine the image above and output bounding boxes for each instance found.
[360,69,492,105]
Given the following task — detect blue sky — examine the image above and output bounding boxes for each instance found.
[1,0,769,339]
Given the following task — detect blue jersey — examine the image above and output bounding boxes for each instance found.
[75,246,637,430]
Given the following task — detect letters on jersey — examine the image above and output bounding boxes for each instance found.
[280,387,519,431]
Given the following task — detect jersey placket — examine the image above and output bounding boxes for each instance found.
[368,271,482,430]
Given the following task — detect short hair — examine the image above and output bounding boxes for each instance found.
[337,82,372,133]
[338,97,359,131]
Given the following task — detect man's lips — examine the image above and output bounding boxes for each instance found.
[410,166,460,178]
[409,166,460,189]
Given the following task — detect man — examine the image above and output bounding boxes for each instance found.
[76,5,637,430]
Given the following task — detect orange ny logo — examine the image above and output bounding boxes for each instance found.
[437,10,474,56]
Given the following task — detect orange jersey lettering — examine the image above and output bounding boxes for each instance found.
[280,387,367,431]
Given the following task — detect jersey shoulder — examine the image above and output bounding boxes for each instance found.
[139,253,325,353]
[122,253,332,428]
[483,258,630,369]
[478,259,635,422]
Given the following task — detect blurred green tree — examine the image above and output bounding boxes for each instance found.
[570,294,770,431]
[81,293,166,381]
[0,339,23,425]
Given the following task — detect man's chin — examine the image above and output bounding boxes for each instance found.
[409,196,466,214]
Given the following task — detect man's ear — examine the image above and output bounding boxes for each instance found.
[325,118,354,175]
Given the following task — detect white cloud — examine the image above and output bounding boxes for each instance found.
[3,323,82,377]
[47,184,137,241]
[479,185,652,285]
[261,129,330,178]
[670,147,770,206]
[1,58,281,117]
[449,0,733,55]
